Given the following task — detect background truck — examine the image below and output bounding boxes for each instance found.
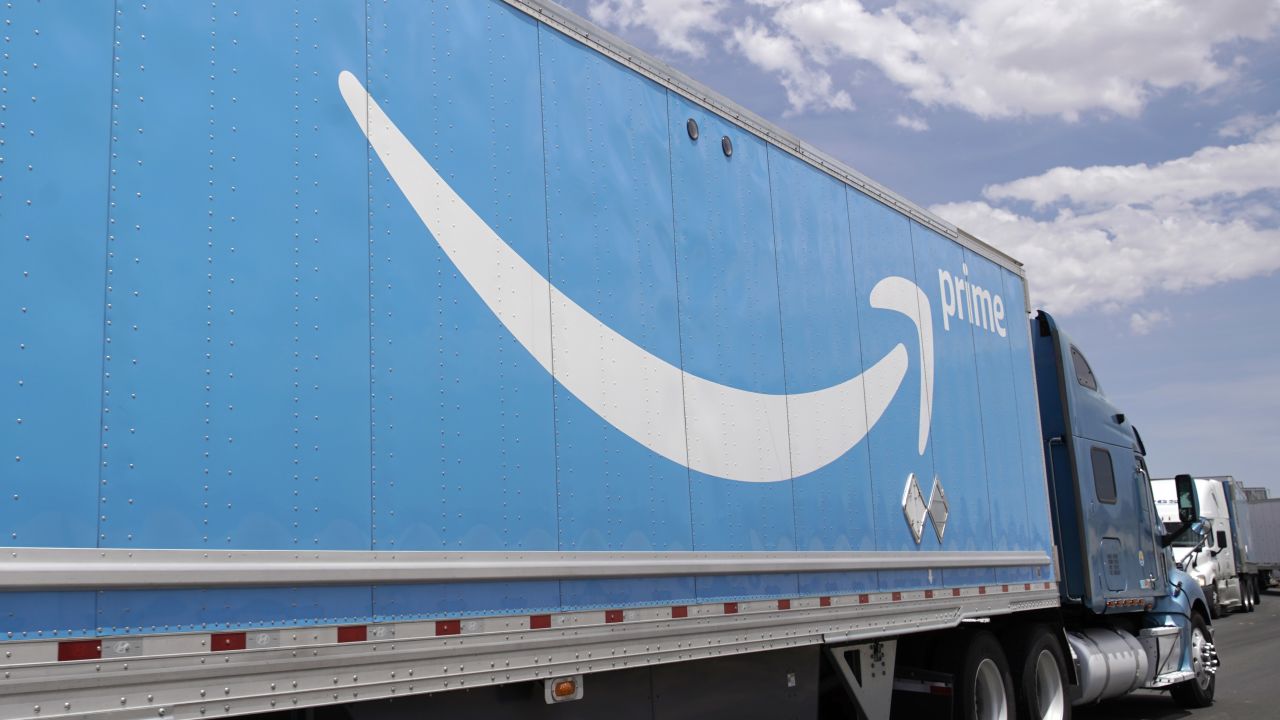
[1245,494,1280,589]
[0,1,1218,719]
[1153,476,1272,616]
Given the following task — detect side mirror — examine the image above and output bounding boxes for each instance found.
[1175,474,1199,523]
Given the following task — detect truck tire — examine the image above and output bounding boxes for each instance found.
[1254,574,1263,605]
[944,631,1016,720]
[1004,624,1071,720]
[1170,613,1216,709]
[1205,586,1221,619]
[1243,577,1256,612]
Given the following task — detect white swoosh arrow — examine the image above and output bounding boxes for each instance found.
[339,71,933,482]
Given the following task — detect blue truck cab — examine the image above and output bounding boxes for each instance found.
[1033,310,1217,706]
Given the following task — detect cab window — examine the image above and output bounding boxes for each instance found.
[1091,447,1116,503]
[1071,346,1098,391]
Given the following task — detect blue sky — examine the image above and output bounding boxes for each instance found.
[558,0,1280,493]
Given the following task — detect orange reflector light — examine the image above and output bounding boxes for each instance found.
[554,679,577,699]
[545,674,585,704]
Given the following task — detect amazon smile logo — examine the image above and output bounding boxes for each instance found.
[338,71,934,483]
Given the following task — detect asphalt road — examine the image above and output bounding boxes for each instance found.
[1076,587,1280,720]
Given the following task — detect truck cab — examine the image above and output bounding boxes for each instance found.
[1034,312,1168,611]
[1152,476,1247,617]
[1033,311,1218,707]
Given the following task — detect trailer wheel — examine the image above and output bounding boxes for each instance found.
[1243,577,1256,613]
[1253,574,1263,605]
[1004,625,1071,720]
[1170,613,1216,709]
[945,631,1016,720]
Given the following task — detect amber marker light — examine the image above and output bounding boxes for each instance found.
[544,674,584,704]
[554,679,577,699]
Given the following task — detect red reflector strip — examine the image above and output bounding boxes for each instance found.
[859,594,870,604]
[337,625,367,643]
[819,596,831,607]
[930,685,954,697]
[435,620,461,636]
[671,605,688,619]
[952,588,962,597]
[1002,585,1009,593]
[723,602,739,615]
[1044,582,1052,590]
[924,589,934,599]
[777,599,791,611]
[1025,583,1032,591]
[57,640,101,662]
[978,587,987,595]
[605,610,624,624]
[891,592,902,602]
[211,632,246,652]
[530,614,551,630]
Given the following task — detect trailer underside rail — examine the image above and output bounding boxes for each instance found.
[0,582,1057,720]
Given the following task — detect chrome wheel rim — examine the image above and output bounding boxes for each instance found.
[1034,649,1066,720]
[1191,627,1212,690]
[974,658,1009,720]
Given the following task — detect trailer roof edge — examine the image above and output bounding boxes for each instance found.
[503,0,1026,278]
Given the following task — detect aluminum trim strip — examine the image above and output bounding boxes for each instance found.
[0,548,1050,589]
[501,0,1025,277]
[0,587,1059,720]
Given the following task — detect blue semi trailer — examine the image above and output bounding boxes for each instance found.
[0,1,1217,718]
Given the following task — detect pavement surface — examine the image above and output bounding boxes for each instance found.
[1076,588,1280,720]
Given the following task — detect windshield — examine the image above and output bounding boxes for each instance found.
[1165,522,1200,547]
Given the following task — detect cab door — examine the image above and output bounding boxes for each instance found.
[1081,442,1150,599]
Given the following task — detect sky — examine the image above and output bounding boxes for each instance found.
[557,0,1280,494]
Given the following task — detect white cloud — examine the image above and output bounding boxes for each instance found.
[983,124,1280,209]
[1129,310,1171,336]
[1219,111,1280,138]
[767,0,1280,119]
[727,19,854,113]
[590,0,1280,119]
[932,122,1280,315]
[587,0,727,57]
[894,114,928,131]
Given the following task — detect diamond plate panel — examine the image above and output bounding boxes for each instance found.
[901,474,927,545]
[928,476,949,542]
